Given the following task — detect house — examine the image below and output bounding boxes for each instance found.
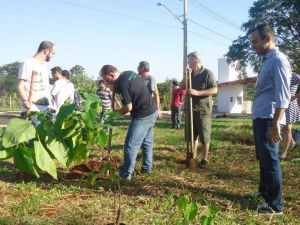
[217,58,256,114]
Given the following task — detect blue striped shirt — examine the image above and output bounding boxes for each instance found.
[252,47,291,122]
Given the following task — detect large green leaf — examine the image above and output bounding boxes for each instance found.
[0,127,5,150]
[66,142,88,167]
[2,118,36,148]
[13,146,40,177]
[54,103,76,127]
[95,130,108,147]
[82,108,98,129]
[0,127,14,158]
[82,99,94,112]
[176,195,189,213]
[83,92,100,102]
[184,202,198,221]
[0,149,14,159]
[34,140,57,179]
[46,139,69,167]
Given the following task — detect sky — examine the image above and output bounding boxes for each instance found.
[0,0,255,82]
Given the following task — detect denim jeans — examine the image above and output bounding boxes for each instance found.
[120,111,158,179]
[253,118,284,211]
[171,106,182,129]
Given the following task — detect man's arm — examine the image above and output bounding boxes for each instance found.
[115,103,132,115]
[268,108,285,143]
[17,79,31,109]
[153,90,161,118]
[187,87,218,96]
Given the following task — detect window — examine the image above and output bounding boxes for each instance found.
[237,96,242,105]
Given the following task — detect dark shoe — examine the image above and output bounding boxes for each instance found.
[199,159,209,168]
[257,203,283,215]
[140,169,151,175]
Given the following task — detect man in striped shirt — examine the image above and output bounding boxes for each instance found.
[97,79,112,112]
[96,79,112,131]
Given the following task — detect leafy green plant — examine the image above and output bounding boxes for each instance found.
[0,92,118,179]
[175,195,219,225]
[176,195,198,225]
[199,205,218,225]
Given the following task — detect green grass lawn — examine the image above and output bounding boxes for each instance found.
[0,117,300,224]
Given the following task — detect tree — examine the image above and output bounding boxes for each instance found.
[70,64,86,77]
[225,0,300,77]
[158,78,172,110]
[0,62,20,96]
[69,65,97,94]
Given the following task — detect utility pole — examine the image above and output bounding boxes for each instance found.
[183,0,188,70]
[158,0,195,168]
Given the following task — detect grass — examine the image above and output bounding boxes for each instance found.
[0,116,300,224]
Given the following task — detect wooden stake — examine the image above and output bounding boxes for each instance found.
[107,92,115,155]
[185,69,196,169]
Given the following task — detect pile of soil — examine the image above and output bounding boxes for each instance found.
[60,158,121,182]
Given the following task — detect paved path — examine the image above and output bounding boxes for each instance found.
[0,111,172,127]
[0,111,20,127]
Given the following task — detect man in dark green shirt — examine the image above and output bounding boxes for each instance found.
[181,51,218,168]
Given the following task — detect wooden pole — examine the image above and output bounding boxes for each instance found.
[107,92,115,155]
[187,70,195,158]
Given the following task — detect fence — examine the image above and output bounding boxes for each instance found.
[0,95,20,111]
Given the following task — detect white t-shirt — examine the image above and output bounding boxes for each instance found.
[18,58,51,112]
[51,79,75,115]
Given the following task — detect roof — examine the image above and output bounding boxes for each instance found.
[218,77,257,87]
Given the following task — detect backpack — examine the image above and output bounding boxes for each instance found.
[74,90,83,111]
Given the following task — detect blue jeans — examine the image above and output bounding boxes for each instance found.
[120,111,158,178]
[171,106,182,129]
[253,118,284,211]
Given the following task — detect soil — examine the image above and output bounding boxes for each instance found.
[60,158,121,182]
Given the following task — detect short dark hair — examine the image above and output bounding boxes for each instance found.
[62,70,70,79]
[138,61,150,72]
[172,80,179,86]
[250,23,275,40]
[37,40,54,53]
[98,79,106,85]
[51,66,62,74]
[100,65,118,76]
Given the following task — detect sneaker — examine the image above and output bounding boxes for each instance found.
[199,159,209,168]
[120,175,131,182]
[257,203,283,215]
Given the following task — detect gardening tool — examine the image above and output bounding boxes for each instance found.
[107,92,115,155]
[185,68,196,169]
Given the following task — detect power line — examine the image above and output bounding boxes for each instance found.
[188,30,229,46]
[50,0,229,46]
[190,0,240,30]
[188,19,233,41]
[51,0,180,30]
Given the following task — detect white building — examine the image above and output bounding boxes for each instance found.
[217,58,255,114]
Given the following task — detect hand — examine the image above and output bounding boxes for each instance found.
[22,100,31,110]
[268,123,282,143]
[186,89,199,96]
[157,111,162,120]
[185,67,192,75]
[291,95,298,101]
